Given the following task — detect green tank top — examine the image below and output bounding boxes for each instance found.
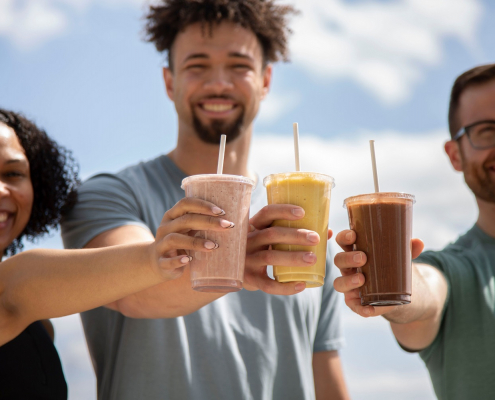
[415,224,495,400]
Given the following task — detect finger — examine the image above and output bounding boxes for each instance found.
[411,238,425,259]
[333,273,365,294]
[334,251,367,271]
[244,267,307,295]
[156,233,220,255]
[327,229,333,240]
[345,297,374,318]
[335,230,356,252]
[162,197,225,223]
[249,204,305,230]
[158,214,235,236]
[247,227,320,251]
[156,255,190,280]
[247,250,317,268]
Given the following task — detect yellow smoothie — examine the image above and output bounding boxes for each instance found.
[263,172,334,288]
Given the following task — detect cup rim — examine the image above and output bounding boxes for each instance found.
[262,172,335,189]
[181,174,255,190]
[343,192,416,208]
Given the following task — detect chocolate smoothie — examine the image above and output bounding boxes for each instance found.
[344,193,415,306]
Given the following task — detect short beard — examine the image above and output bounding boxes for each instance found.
[192,111,244,145]
[460,148,495,203]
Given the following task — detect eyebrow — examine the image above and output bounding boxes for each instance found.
[5,159,28,165]
[183,52,255,63]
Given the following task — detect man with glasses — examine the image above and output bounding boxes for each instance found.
[332,63,495,399]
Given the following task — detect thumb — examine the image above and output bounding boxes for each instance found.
[411,238,424,259]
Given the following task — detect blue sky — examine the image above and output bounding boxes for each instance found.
[2,0,494,177]
[1,0,494,399]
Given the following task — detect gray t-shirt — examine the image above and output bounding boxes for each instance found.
[61,155,344,400]
[415,225,495,400]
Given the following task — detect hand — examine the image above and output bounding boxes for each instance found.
[149,197,235,280]
[243,204,327,296]
[333,229,424,318]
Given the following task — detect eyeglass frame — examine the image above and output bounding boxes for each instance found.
[453,119,495,150]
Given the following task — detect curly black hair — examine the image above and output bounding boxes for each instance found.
[0,109,80,256]
[144,0,299,69]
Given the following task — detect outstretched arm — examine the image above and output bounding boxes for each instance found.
[333,230,448,350]
[0,236,189,346]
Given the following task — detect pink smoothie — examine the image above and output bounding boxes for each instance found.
[181,174,254,292]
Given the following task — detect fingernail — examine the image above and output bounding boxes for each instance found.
[352,274,359,284]
[292,208,305,217]
[249,224,256,233]
[220,219,235,228]
[345,231,353,241]
[295,282,306,292]
[307,232,319,243]
[180,256,192,263]
[204,241,216,249]
[212,207,225,215]
[303,252,316,263]
[353,253,362,263]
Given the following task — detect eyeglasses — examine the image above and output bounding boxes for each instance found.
[453,120,495,150]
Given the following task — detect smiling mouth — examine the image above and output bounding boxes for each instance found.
[200,103,236,113]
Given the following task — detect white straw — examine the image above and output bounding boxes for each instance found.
[217,134,226,174]
[369,140,380,192]
[293,122,301,172]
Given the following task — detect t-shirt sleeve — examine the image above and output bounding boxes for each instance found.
[313,245,346,353]
[61,173,152,249]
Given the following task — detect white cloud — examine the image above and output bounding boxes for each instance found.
[0,0,68,50]
[290,0,482,103]
[257,90,300,124]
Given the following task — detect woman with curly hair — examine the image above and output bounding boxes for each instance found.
[0,109,224,399]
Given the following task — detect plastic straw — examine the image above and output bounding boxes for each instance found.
[217,134,226,174]
[369,140,380,192]
[293,122,300,172]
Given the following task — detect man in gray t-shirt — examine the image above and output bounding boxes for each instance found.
[61,1,349,399]
[332,64,495,399]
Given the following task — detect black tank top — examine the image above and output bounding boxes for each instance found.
[0,321,67,399]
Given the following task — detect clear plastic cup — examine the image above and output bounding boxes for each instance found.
[181,174,254,293]
[263,172,334,288]
[343,192,415,306]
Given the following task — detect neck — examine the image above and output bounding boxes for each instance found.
[475,197,495,238]
[167,123,254,180]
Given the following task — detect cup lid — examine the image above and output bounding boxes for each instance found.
[343,192,415,208]
[263,171,335,189]
[181,174,255,190]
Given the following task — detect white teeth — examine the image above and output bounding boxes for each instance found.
[203,104,233,112]
[0,213,8,223]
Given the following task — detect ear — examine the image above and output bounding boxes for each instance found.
[163,67,174,101]
[260,63,273,100]
[444,140,463,172]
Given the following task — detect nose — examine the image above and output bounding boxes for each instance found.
[0,181,10,197]
[203,66,234,94]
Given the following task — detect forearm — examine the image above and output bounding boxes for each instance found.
[313,351,350,400]
[0,243,162,329]
[112,266,225,318]
[382,264,435,325]
[384,263,447,350]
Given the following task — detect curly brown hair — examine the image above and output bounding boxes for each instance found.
[0,109,80,256]
[144,0,298,69]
